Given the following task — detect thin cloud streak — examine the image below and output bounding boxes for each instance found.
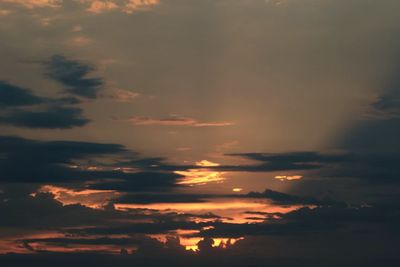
[127,116,234,127]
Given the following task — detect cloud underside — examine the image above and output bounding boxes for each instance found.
[0,133,399,260]
[0,188,398,266]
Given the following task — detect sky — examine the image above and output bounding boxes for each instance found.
[0,0,400,266]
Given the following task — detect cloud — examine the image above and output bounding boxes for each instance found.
[44,55,103,98]
[0,106,90,129]
[0,135,125,183]
[115,193,210,204]
[243,189,337,206]
[197,203,400,238]
[113,188,333,207]
[367,90,400,120]
[0,80,86,129]
[70,36,93,46]
[22,237,143,246]
[79,0,160,14]
[1,0,62,9]
[123,0,160,13]
[127,115,234,127]
[0,81,81,107]
[85,0,118,13]
[101,89,140,102]
[0,192,123,228]
[224,151,400,184]
[88,171,182,192]
[0,9,12,15]
[0,135,183,193]
[0,81,44,107]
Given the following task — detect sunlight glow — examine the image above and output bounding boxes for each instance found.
[175,160,225,186]
[274,175,303,181]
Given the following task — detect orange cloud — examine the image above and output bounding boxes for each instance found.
[115,198,304,224]
[101,89,140,102]
[175,169,225,186]
[274,175,303,181]
[127,115,234,127]
[124,0,159,13]
[195,160,220,167]
[37,185,119,209]
[175,160,225,186]
[232,188,243,192]
[86,0,118,13]
[79,0,159,14]
[0,9,12,15]
[2,0,61,8]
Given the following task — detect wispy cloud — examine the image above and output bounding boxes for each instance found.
[101,89,140,102]
[44,55,103,98]
[127,115,234,127]
[2,0,62,9]
[80,0,160,14]
[0,9,12,15]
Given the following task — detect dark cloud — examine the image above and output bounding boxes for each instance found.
[0,136,182,193]
[372,94,400,119]
[0,135,125,183]
[114,193,209,204]
[221,152,349,172]
[0,106,90,129]
[87,171,181,192]
[64,221,208,236]
[44,55,103,99]
[0,252,398,267]
[0,192,123,228]
[243,189,339,206]
[22,237,143,247]
[114,189,334,206]
[0,80,86,129]
[51,97,81,105]
[0,80,45,107]
[220,152,400,185]
[0,81,81,107]
[197,204,400,238]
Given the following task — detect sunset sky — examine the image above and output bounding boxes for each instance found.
[1,1,400,266]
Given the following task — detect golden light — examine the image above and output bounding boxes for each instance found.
[36,185,119,209]
[115,198,304,224]
[274,175,303,181]
[175,160,225,186]
[195,160,220,167]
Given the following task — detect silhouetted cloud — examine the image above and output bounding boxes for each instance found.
[0,136,182,192]
[0,80,86,129]
[88,171,181,192]
[22,237,143,246]
[0,192,124,228]
[0,106,90,129]
[115,193,210,204]
[197,204,400,238]
[217,152,400,184]
[44,55,103,98]
[0,81,44,107]
[114,189,335,206]
[243,189,338,206]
